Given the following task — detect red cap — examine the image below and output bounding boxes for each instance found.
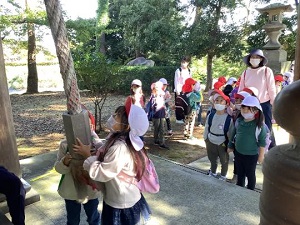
[213,89,230,105]
[218,76,227,84]
[213,81,223,90]
[183,78,196,93]
[275,75,284,82]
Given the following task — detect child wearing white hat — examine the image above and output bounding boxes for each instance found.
[73,105,152,224]
[159,78,173,136]
[227,96,267,190]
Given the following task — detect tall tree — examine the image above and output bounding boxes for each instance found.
[188,0,244,91]
[26,0,38,93]
[118,0,185,60]
[96,0,110,54]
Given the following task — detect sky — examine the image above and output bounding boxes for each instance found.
[59,0,297,20]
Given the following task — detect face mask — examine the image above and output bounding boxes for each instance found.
[106,115,126,132]
[133,87,141,93]
[235,104,241,110]
[241,111,255,120]
[214,103,226,111]
[249,58,261,67]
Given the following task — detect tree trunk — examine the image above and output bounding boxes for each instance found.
[205,54,213,92]
[44,0,81,114]
[294,3,300,82]
[26,22,38,94]
[0,33,21,176]
[99,33,106,54]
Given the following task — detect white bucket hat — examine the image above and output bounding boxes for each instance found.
[241,96,262,111]
[128,105,149,151]
[131,79,142,86]
[159,78,168,85]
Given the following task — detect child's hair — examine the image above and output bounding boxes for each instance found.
[98,106,146,180]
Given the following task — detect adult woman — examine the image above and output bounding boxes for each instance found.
[238,49,276,148]
[73,105,151,225]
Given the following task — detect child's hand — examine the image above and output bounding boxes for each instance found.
[63,152,72,166]
[258,154,264,164]
[73,138,92,158]
[227,148,234,153]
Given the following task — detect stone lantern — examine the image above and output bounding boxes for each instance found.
[256,3,293,73]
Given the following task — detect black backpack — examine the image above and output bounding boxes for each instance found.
[175,93,192,120]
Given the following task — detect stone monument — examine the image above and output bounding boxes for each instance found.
[257,3,293,73]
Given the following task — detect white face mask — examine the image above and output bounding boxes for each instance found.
[133,87,141,93]
[214,103,226,111]
[106,115,126,132]
[235,104,241,110]
[249,58,261,67]
[241,111,255,120]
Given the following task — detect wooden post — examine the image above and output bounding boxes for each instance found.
[0,33,21,177]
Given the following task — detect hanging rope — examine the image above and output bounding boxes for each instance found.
[44,0,81,114]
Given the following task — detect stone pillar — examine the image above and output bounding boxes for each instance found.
[260,80,300,225]
[257,3,293,74]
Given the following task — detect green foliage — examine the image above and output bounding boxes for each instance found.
[73,52,118,96]
[8,75,25,89]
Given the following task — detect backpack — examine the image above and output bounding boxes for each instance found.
[175,93,192,120]
[118,151,160,194]
[207,110,232,147]
[145,97,154,121]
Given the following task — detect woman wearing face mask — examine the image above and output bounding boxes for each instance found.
[227,96,267,190]
[238,49,276,149]
[125,79,146,117]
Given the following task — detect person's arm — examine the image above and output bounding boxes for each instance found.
[257,125,267,163]
[87,142,128,183]
[266,67,276,105]
[54,140,72,174]
[238,70,246,92]
[174,69,180,94]
[124,96,132,116]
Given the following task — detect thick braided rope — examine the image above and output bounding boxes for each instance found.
[44,0,81,114]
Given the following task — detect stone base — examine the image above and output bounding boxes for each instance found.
[0,179,40,214]
[263,49,287,74]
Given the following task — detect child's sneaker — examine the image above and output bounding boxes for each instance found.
[208,171,217,178]
[219,175,227,181]
[159,144,170,150]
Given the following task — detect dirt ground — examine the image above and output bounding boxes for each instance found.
[10,91,208,164]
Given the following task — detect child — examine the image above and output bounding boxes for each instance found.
[151,81,169,149]
[227,96,267,190]
[54,110,102,225]
[282,71,293,88]
[194,80,204,127]
[274,74,284,95]
[125,79,146,116]
[159,78,173,136]
[73,105,152,225]
[182,78,201,140]
[203,89,231,181]
[228,91,250,183]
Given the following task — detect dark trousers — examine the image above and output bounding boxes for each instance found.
[235,151,258,190]
[65,198,100,225]
[0,166,25,225]
[261,101,276,149]
[197,103,203,124]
